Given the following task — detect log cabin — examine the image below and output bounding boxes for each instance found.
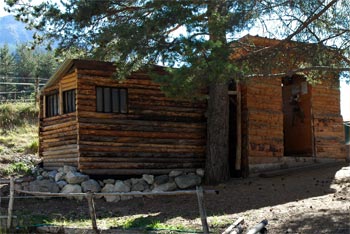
[39,35,346,176]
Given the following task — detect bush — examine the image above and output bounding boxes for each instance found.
[25,139,39,154]
[3,162,32,176]
[0,103,38,132]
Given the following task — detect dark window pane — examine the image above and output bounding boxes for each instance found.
[120,89,127,113]
[112,88,120,113]
[103,87,111,112]
[63,90,76,114]
[46,92,59,117]
[96,87,103,112]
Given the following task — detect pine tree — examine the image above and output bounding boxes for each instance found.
[6,0,350,183]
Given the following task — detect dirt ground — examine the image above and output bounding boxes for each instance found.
[1,163,350,234]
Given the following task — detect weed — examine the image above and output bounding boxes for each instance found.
[0,103,38,133]
[25,140,38,154]
[3,162,32,176]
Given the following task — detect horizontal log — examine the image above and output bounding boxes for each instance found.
[79,162,203,169]
[78,75,160,87]
[40,139,77,148]
[41,113,76,125]
[79,129,203,139]
[78,145,205,153]
[61,73,76,83]
[78,111,205,122]
[41,144,77,152]
[41,135,77,143]
[79,157,204,163]
[78,118,205,129]
[41,121,77,131]
[43,153,78,159]
[44,162,78,167]
[79,151,203,158]
[44,158,78,163]
[79,141,205,150]
[42,148,78,156]
[78,81,160,91]
[79,135,205,145]
[78,123,205,134]
[41,126,77,137]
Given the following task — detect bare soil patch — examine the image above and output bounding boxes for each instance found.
[1,163,349,233]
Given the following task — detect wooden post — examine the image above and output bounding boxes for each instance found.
[235,82,242,171]
[86,192,100,234]
[7,177,14,230]
[196,186,209,234]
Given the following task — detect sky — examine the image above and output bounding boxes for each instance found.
[1,1,350,120]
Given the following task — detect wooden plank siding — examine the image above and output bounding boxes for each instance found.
[312,79,345,158]
[39,71,78,170]
[242,78,284,165]
[75,68,207,175]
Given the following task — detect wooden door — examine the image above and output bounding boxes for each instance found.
[282,75,313,156]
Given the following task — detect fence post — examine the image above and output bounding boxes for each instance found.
[7,177,14,230]
[196,186,209,234]
[86,192,100,234]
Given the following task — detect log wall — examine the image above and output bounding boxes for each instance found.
[76,69,207,175]
[312,79,345,158]
[39,72,78,170]
[242,78,284,165]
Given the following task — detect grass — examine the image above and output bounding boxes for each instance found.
[0,102,39,177]
[13,213,199,233]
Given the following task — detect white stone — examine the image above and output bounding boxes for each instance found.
[65,171,89,184]
[196,168,205,177]
[81,179,101,193]
[334,166,350,183]
[103,179,115,184]
[114,180,131,192]
[101,184,120,202]
[152,182,177,192]
[142,174,154,184]
[63,165,77,173]
[60,184,83,200]
[55,172,65,182]
[169,170,183,177]
[56,180,68,189]
[29,179,60,193]
[175,174,201,189]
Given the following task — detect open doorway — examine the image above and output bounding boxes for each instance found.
[282,75,313,156]
[228,81,244,177]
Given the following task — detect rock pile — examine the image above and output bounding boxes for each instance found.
[16,166,204,202]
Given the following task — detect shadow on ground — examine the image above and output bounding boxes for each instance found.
[1,163,348,232]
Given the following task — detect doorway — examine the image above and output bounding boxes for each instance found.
[282,75,313,156]
[228,81,244,177]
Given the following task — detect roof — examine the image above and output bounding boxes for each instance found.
[42,59,115,90]
[42,59,167,92]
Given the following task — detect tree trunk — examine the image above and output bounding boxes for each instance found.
[205,82,230,184]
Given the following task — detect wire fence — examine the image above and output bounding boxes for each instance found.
[0,178,217,234]
[0,76,48,103]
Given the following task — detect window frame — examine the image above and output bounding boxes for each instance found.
[63,89,76,114]
[45,91,59,118]
[96,86,128,114]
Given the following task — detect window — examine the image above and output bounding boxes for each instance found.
[96,87,128,113]
[45,92,59,117]
[63,89,76,114]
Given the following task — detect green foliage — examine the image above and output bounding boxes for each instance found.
[3,161,32,176]
[5,0,350,97]
[25,139,38,154]
[0,103,38,132]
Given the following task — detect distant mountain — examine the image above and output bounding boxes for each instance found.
[0,15,35,51]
